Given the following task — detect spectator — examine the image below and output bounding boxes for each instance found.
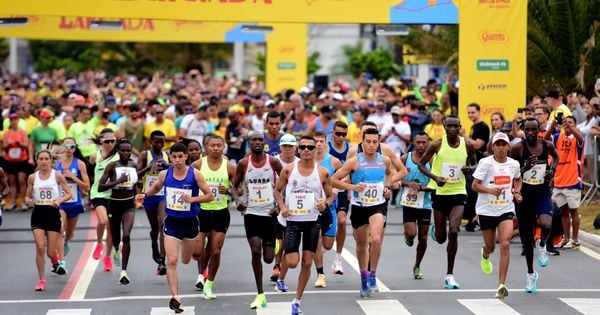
[144,104,177,149]
[68,106,100,159]
[367,98,391,130]
[347,108,367,145]
[424,108,446,141]
[466,103,490,160]
[545,89,572,121]
[225,111,248,164]
[3,113,29,211]
[179,104,210,144]
[380,106,411,154]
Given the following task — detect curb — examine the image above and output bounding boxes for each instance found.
[579,230,600,252]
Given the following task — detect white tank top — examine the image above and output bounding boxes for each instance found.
[33,170,60,206]
[285,160,323,222]
[244,154,277,217]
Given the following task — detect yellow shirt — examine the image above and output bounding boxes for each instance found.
[24,116,39,134]
[144,119,177,149]
[95,122,118,137]
[424,123,446,141]
[550,104,573,121]
[347,122,361,144]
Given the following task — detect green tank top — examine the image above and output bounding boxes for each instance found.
[428,136,467,195]
[90,149,121,199]
[200,156,229,210]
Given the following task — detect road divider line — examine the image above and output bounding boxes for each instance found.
[357,299,411,315]
[458,299,520,315]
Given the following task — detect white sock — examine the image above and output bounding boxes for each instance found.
[293,298,301,305]
[335,253,342,260]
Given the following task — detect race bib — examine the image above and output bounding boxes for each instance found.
[207,183,222,203]
[400,188,425,208]
[115,167,133,188]
[60,183,79,203]
[34,187,55,206]
[358,183,384,206]
[40,142,49,151]
[487,175,511,206]
[248,183,273,205]
[145,175,163,196]
[523,164,546,185]
[166,187,191,211]
[441,162,463,183]
[8,147,21,159]
[289,192,315,215]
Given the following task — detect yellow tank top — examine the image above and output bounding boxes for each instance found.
[200,156,230,210]
[428,136,467,195]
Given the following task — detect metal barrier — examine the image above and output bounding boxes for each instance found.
[581,135,600,205]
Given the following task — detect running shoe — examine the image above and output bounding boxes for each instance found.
[525,271,539,293]
[156,261,167,276]
[428,223,437,242]
[195,273,205,290]
[276,280,289,292]
[64,240,71,257]
[203,281,217,300]
[571,240,581,249]
[444,274,460,289]
[119,270,130,285]
[270,265,280,282]
[5,201,15,211]
[495,283,508,299]
[250,293,267,309]
[547,247,560,256]
[536,240,550,267]
[332,257,344,275]
[314,274,327,288]
[51,262,59,274]
[360,277,370,297]
[368,274,379,293]
[292,302,303,315]
[413,267,424,280]
[34,280,46,291]
[169,297,184,314]
[92,243,104,260]
[103,256,113,272]
[481,247,493,274]
[560,239,573,249]
[113,250,121,267]
[405,237,414,247]
[56,261,68,276]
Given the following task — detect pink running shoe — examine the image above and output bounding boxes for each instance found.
[103,256,113,272]
[93,243,104,260]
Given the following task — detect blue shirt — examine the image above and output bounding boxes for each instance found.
[163,166,200,217]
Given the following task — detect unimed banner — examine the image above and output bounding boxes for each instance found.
[266,23,307,94]
[458,0,526,131]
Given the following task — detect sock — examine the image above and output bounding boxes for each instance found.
[360,270,369,279]
[51,255,59,264]
[370,270,376,277]
[316,267,324,274]
[293,298,301,305]
[205,279,213,289]
[335,253,341,260]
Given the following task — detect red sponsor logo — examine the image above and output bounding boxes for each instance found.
[59,17,155,31]
[479,31,508,44]
[482,106,505,116]
[493,175,510,186]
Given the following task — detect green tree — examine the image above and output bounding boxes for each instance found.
[404,25,459,67]
[345,48,401,80]
[307,51,321,76]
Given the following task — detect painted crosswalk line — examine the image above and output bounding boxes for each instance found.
[458,299,520,315]
[357,299,411,315]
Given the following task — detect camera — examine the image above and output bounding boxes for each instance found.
[556,112,564,125]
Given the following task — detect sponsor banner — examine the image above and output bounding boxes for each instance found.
[459,0,526,131]
[0,16,266,43]
[266,23,307,94]
[0,0,458,24]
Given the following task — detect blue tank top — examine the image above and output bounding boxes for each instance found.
[55,158,83,208]
[403,152,432,210]
[328,141,350,163]
[264,133,282,156]
[315,119,334,141]
[351,153,386,205]
[320,154,338,210]
[163,166,200,217]
[291,121,308,140]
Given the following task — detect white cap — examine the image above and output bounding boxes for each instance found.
[492,132,510,145]
[333,93,344,101]
[279,134,297,146]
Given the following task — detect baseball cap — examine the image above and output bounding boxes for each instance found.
[279,134,297,146]
[492,132,510,145]
[9,113,18,119]
[40,110,52,119]
[390,106,402,115]
[321,105,335,113]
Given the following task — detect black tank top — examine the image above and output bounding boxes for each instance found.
[521,139,550,190]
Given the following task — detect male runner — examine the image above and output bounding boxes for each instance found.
[233,131,282,309]
[193,134,236,299]
[510,118,559,293]
[417,115,477,289]
[472,132,522,299]
[399,132,434,279]
[275,135,334,315]
[135,143,213,313]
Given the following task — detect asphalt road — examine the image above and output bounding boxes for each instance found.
[1,206,600,315]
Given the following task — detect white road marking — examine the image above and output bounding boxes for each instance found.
[46,309,91,315]
[256,302,290,315]
[70,245,101,300]
[357,299,411,315]
[580,246,600,261]
[560,298,600,314]
[340,246,391,292]
[151,306,195,314]
[458,299,520,315]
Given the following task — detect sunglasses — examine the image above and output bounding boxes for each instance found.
[63,144,76,149]
[334,132,347,137]
[102,139,116,144]
[298,145,316,151]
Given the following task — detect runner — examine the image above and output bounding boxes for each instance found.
[55,137,90,258]
[135,143,213,313]
[273,134,299,293]
[328,121,351,275]
[186,139,202,165]
[417,115,477,289]
[89,128,120,271]
[332,128,403,297]
[137,130,170,275]
[0,167,7,225]
[232,131,282,309]
[99,139,146,285]
[264,111,284,156]
[274,135,334,315]
[510,118,559,293]
[313,131,342,288]
[192,134,235,300]
[25,150,72,291]
[399,132,434,279]
[472,132,522,299]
